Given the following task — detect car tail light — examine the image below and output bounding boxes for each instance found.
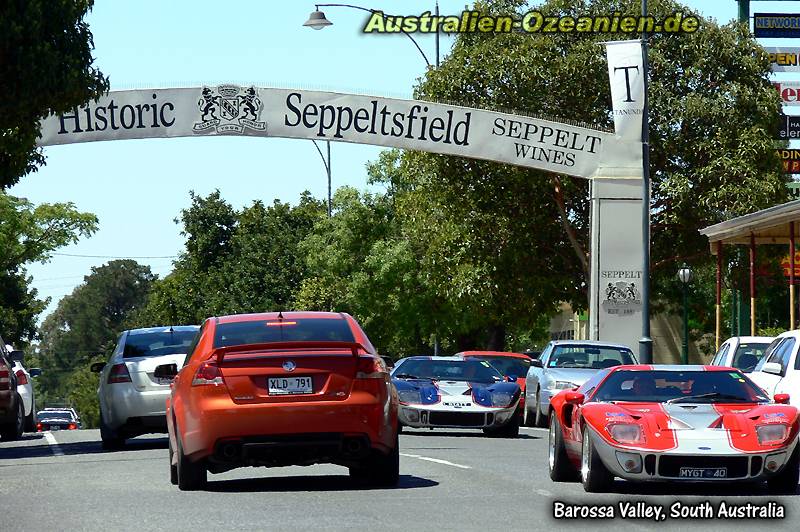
[192,361,224,386]
[0,363,9,391]
[68,423,77,430]
[36,422,42,432]
[356,356,387,379]
[15,370,28,386]
[107,363,132,384]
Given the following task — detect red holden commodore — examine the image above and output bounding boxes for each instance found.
[549,365,800,493]
[159,311,399,490]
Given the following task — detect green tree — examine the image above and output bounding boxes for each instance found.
[1,0,108,187]
[0,191,98,344]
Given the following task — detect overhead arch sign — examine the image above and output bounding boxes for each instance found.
[38,85,641,180]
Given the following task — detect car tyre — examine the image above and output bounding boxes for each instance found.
[349,434,400,487]
[99,414,124,451]
[0,398,24,441]
[24,399,36,433]
[580,426,613,493]
[522,402,531,427]
[534,389,547,428]
[767,445,800,494]
[176,434,207,491]
[168,436,179,485]
[549,412,577,482]
[484,414,520,438]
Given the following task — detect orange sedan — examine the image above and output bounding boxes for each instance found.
[160,311,399,490]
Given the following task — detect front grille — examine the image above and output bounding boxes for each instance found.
[750,456,763,476]
[644,454,656,475]
[428,411,486,427]
[658,455,749,479]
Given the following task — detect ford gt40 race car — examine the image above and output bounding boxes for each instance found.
[548,365,800,493]
[391,356,521,437]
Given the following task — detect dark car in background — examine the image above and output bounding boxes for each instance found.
[36,409,80,431]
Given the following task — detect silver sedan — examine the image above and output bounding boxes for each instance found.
[523,340,636,427]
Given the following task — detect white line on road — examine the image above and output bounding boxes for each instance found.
[535,488,553,497]
[43,431,64,456]
[400,453,471,469]
[521,427,548,432]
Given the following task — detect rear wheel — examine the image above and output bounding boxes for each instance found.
[24,399,36,432]
[0,398,24,441]
[99,414,124,450]
[549,413,577,482]
[768,445,800,494]
[349,434,400,487]
[580,426,613,493]
[176,434,207,491]
[534,389,547,428]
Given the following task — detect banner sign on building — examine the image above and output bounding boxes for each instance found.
[755,13,800,38]
[604,40,644,141]
[37,87,642,181]
[773,82,800,105]
[778,149,800,173]
[766,47,800,72]
[777,114,800,139]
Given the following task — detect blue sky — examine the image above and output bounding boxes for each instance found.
[7,0,788,321]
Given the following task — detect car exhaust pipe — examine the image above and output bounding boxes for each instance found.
[342,437,365,456]
[220,442,241,460]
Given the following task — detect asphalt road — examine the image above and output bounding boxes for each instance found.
[1,426,799,532]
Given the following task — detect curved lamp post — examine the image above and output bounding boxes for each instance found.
[677,264,693,365]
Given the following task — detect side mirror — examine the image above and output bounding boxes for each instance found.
[29,368,42,378]
[530,359,543,368]
[775,393,791,405]
[564,391,585,405]
[90,362,106,373]
[762,362,784,376]
[154,363,178,379]
[9,350,24,363]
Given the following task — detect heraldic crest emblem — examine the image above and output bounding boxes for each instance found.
[193,84,266,134]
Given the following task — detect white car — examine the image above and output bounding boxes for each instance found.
[5,344,41,432]
[749,330,800,404]
[709,336,773,373]
[524,340,637,427]
[90,325,199,449]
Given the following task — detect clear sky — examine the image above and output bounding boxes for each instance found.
[7,0,787,321]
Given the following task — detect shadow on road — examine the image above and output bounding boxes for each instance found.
[0,435,168,460]
[402,430,540,440]
[205,473,438,493]
[606,479,799,497]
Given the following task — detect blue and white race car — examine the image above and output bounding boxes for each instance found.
[391,356,521,437]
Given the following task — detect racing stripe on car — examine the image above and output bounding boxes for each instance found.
[663,403,732,454]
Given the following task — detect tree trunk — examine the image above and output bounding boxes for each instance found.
[486,323,506,351]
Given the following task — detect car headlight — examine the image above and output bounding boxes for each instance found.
[397,389,422,404]
[757,424,789,445]
[491,391,514,408]
[607,423,645,445]
[547,380,577,390]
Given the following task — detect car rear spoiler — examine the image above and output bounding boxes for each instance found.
[213,341,368,364]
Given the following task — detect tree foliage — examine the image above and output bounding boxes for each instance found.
[1,0,108,187]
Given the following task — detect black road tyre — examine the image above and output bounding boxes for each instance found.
[768,445,800,494]
[99,414,124,451]
[549,413,577,482]
[580,426,613,493]
[0,399,24,441]
[522,401,531,427]
[484,414,520,438]
[350,435,400,487]
[169,437,178,485]
[534,390,547,428]
[176,434,207,491]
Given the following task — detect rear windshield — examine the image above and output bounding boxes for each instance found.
[213,318,355,348]
[38,411,75,421]
[123,330,199,358]
[547,345,636,369]
[470,356,530,378]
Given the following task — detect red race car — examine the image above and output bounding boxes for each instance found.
[548,365,800,493]
[457,351,531,419]
[159,311,399,490]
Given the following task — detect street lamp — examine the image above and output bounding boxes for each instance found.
[677,263,693,365]
[311,139,332,217]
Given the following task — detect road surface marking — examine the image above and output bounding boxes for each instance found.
[535,488,553,496]
[400,453,471,469]
[521,427,548,432]
[43,432,64,456]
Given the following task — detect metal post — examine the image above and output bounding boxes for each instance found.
[638,0,653,363]
[435,1,440,67]
[789,222,795,331]
[738,0,750,25]
[326,140,332,217]
[715,241,722,351]
[750,233,756,335]
[682,282,689,365]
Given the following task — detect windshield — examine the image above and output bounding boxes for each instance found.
[469,356,530,378]
[593,370,769,403]
[393,359,503,383]
[37,411,75,421]
[731,342,769,372]
[547,345,635,369]
[124,329,199,358]
[213,318,355,348]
